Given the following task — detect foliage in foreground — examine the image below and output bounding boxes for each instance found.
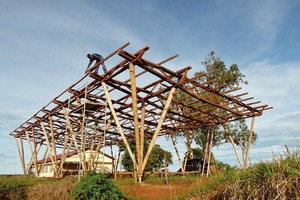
[183,149,300,199]
[71,171,126,200]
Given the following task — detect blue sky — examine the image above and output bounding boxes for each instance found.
[1,0,300,174]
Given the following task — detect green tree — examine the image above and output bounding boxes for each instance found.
[122,142,173,172]
[193,51,254,147]
[172,51,256,169]
[196,51,248,90]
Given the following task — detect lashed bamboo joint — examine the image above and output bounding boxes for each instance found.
[9,42,271,179]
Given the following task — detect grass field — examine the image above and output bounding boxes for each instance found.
[1,148,299,199]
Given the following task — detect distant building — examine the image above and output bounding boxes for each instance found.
[29,150,114,177]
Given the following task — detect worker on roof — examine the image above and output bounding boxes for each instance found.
[86,53,107,74]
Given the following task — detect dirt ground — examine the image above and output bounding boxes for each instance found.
[25,180,195,200]
[122,181,197,199]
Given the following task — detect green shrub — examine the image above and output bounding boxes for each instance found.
[71,171,126,200]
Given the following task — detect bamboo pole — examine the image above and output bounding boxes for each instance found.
[116,146,122,172]
[49,116,59,177]
[24,130,34,173]
[206,130,214,177]
[63,107,85,174]
[26,142,42,175]
[58,133,70,177]
[243,116,256,169]
[81,85,88,174]
[223,124,243,168]
[37,144,51,176]
[140,101,146,162]
[26,144,42,175]
[201,131,210,176]
[183,131,193,172]
[171,135,184,173]
[41,122,56,177]
[92,119,112,171]
[110,145,114,173]
[102,82,136,166]
[129,62,142,181]
[31,129,39,176]
[19,137,26,175]
[142,87,175,172]
[15,137,26,175]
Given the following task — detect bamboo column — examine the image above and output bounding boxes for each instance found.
[140,101,146,164]
[49,116,59,177]
[142,87,176,172]
[243,116,256,169]
[101,82,137,168]
[24,130,34,173]
[58,133,70,177]
[205,130,214,177]
[15,137,26,175]
[222,124,243,168]
[63,107,86,173]
[31,129,39,176]
[24,130,42,175]
[37,143,51,176]
[41,122,57,177]
[171,134,184,173]
[80,86,88,174]
[129,62,143,182]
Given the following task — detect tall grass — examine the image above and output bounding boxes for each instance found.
[0,176,76,200]
[182,148,300,199]
[0,176,28,200]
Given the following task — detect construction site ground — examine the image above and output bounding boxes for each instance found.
[22,174,203,200]
[121,181,197,199]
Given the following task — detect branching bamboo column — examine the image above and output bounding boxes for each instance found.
[142,87,176,173]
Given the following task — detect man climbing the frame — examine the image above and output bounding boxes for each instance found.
[86,53,107,74]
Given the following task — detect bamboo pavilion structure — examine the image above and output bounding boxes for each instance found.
[9,42,271,181]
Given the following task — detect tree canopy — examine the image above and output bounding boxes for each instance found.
[171,51,256,170]
[122,141,173,172]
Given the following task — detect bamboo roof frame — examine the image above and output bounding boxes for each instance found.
[9,42,272,178]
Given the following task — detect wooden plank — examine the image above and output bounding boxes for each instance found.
[71,102,106,114]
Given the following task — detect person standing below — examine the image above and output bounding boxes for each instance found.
[86,53,107,74]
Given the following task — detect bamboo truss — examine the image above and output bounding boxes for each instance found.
[9,42,272,180]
